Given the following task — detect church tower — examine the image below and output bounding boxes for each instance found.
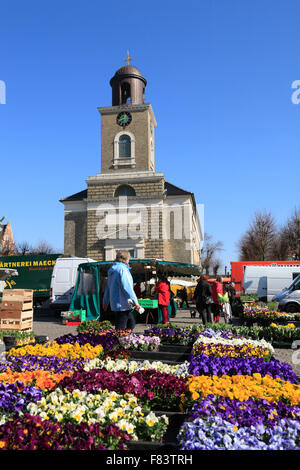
[99,63,156,173]
[60,58,202,265]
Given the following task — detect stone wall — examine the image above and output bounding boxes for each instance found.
[64,211,87,257]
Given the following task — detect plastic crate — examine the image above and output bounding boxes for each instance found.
[138,299,158,308]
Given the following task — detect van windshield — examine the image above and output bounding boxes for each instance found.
[289,275,300,291]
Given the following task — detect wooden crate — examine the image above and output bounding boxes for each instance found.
[0,318,33,331]
[0,289,33,331]
[2,289,33,303]
[0,309,33,320]
[1,300,33,312]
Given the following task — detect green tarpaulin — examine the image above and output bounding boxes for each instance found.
[69,264,101,321]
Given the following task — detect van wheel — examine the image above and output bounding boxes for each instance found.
[286,303,300,313]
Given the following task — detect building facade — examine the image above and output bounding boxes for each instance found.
[0,221,14,256]
[61,63,203,264]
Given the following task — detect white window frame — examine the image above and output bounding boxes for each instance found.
[113,130,136,168]
[104,238,145,261]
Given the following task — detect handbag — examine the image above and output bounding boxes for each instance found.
[203,294,214,305]
[218,292,229,304]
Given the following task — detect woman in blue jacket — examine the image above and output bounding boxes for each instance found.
[102,250,141,330]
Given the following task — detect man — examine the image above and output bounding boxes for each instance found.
[103,250,141,330]
[180,287,189,309]
[227,282,236,308]
[193,275,213,326]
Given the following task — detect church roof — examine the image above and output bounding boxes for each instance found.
[60,189,87,202]
[115,65,143,77]
[60,182,195,203]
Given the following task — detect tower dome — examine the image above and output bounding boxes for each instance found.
[110,64,147,106]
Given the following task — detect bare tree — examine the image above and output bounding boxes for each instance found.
[270,229,290,260]
[201,233,224,275]
[280,207,300,259]
[32,240,55,255]
[212,258,222,277]
[238,211,277,261]
[15,241,33,255]
[14,240,55,255]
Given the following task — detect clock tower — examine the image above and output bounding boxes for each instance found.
[98,64,156,173]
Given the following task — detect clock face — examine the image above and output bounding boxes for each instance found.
[117,111,132,127]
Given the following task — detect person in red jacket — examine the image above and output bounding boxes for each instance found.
[155,276,170,324]
[211,275,223,323]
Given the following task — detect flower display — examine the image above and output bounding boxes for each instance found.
[55,368,187,411]
[188,394,300,428]
[145,326,199,345]
[77,320,114,333]
[178,416,300,450]
[0,355,87,373]
[193,332,274,355]
[185,374,300,405]
[83,358,190,378]
[188,354,298,383]
[0,381,42,424]
[26,388,168,441]
[7,341,104,360]
[192,342,272,359]
[0,315,298,450]
[55,332,120,350]
[0,414,129,450]
[118,334,161,351]
[0,369,73,390]
[241,309,296,326]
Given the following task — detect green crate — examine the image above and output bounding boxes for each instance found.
[138,299,158,308]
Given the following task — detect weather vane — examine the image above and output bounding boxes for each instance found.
[124,51,133,66]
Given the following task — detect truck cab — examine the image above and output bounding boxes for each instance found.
[273,275,300,313]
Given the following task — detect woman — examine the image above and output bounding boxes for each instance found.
[102,250,141,331]
[211,275,223,323]
[193,275,213,326]
[155,276,170,324]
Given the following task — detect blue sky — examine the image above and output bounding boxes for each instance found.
[0,0,299,271]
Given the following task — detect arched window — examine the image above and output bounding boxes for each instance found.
[121,82,131,104]
[113,131,136,168]
[114,184,136,197]
[119,135,131,158]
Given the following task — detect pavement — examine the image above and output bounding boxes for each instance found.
[32,306,300,378]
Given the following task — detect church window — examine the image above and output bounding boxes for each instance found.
[119,135,131,158]
[113,130,136,168]
[114,184,136,197]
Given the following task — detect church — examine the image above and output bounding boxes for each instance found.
[60,59,203,265]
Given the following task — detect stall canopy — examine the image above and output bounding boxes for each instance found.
[69,259,201,321]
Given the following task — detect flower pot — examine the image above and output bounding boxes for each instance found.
[3,336,16,347]
[159,344,192,354]
[130,350,191,363]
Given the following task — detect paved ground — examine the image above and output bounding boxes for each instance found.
[32,306,300,378]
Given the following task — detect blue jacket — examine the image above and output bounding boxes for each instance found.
[103,262,138,312]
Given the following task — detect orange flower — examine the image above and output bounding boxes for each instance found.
[0,369,72,390]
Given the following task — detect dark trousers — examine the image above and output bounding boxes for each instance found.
[212,304,222,323]
[197,303,213,326]
[114,310,135,330]
[181,299,189,308]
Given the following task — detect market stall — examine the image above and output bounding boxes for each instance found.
[68,259,201,323]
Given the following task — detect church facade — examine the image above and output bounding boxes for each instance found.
[60,62,203,265]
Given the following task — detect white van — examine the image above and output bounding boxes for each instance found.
[243,265,300,302]
[50,257,95,312]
